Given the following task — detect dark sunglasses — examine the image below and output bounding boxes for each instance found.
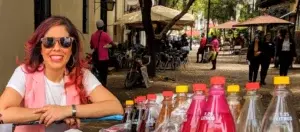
[41,37,74,48]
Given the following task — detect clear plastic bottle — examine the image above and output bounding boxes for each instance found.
[236,82,264,132]
[261,76,300,132]
[181,83,207,132]
[197,76,236,132]
[139,94,160,132]
[226,84,241,123]
[122,100,135,131]
[132,96,146,132]
[155,91,173,129]
[174,85,188,108]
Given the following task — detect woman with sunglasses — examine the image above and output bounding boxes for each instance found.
[0,16,123,131]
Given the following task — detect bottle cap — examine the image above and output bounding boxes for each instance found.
[246,82,260,90]
[135,96,146,103]
[162,91,173,97]
[147,94,157,100]
[227,85,240,92]
[176,85,188,93]
[125,100,134,105]
[193,84,207,92]
[274,76,290,85]
[210,76,226,85]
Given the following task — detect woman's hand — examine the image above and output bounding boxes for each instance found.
[254,51,261,56]
[64,118,81,128]
[34,105,71,127]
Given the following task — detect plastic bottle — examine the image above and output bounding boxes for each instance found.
[139,94,160,132]
[197,76,236,132]
[156,91,173,128]
[181,83,207,132]
[174,85,188,108]
[132,96,146,132]
[226,84,241,123]
[261,76,300,132]
[122,100,134,131]
[236,82,264,132]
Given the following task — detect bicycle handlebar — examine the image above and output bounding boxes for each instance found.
[12,115,123,126]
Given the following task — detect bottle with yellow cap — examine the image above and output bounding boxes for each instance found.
[226,85,241,123]
[122,100,134,131]
[261,76,300,132]
[174,85,189,108]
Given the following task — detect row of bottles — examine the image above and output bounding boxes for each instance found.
[122,76,299,132]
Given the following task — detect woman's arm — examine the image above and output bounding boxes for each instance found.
[0,88,41,123]
[35,85,123,125]
[72,85,123,118]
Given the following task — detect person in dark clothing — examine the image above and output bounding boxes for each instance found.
[259,33,275,85]
[276,30,297,76]
[247,31,263,82]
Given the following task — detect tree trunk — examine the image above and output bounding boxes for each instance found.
[139,0,156,77]
[158,0,167,6]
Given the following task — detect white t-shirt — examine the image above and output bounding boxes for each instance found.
[6,66,101,132]
[282,39,290,51]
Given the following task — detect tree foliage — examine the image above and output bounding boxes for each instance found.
[197,0,240,23]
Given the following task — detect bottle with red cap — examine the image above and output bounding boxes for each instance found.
[155,91,174,131]
[139,94,160,132]
[181,83,207,132]
[236,82,265,132]
[197,76,236,132]
[132,96,146,132]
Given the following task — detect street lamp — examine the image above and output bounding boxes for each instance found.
[106,0,116,11]
[94,0,116,12]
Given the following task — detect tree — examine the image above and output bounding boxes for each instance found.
[139,0,196,77]
[197,0,240,23]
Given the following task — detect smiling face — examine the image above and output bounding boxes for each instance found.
[41,25,73,70]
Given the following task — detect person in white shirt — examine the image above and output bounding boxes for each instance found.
[276,29,297,76]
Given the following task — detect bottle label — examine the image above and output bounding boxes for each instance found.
[274,112,292,122]
[201,112,215,121]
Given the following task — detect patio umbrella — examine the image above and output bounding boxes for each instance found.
[233,14,293,27]
[114,5,195,25]
[212,20,239,29]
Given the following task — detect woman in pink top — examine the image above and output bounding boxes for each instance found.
[211,35,220,70]
[0,16,123,132]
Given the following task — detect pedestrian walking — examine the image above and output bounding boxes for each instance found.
[259,33,275,85]
[247,31,263,82]
[276,29,297,76]
[196,33,207,63]
[210,35,219,70]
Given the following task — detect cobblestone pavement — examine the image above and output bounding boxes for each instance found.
[81,46,300,131]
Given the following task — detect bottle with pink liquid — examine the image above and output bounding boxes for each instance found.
[181,83,207,132]
[197,76,236,132]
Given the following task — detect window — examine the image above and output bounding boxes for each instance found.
[83,0,89,33]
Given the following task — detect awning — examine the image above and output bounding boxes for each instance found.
[115,5,195,26]
[233,14,293,27]
[211,21,239,29]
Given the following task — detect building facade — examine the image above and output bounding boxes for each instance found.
[0,0,125,92]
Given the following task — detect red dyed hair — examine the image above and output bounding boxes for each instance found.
[23,16,88,104]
